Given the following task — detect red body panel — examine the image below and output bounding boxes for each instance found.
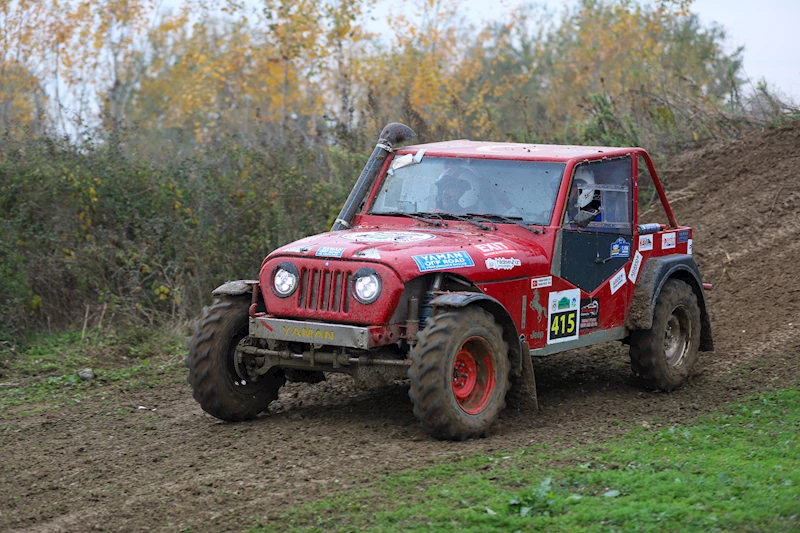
[258,143,687,352]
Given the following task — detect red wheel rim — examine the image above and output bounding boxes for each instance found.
[451,336,496,415]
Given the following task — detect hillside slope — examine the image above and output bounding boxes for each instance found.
[660,120,800,370]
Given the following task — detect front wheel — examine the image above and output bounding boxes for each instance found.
[629,279,701,391]
[187,296,284,421]
[408,306,510,440]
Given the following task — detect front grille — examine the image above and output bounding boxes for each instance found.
[298,267,352,313]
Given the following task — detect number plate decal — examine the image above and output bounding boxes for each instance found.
[547,289,580,344]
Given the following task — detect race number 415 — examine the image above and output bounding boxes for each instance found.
[547,289,580,344]
[550,310,576,340]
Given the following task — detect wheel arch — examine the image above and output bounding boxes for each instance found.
[212,279,258,296]
[429,291,523,377]
[626,255,713,351]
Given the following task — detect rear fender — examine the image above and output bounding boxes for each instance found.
[626,256,713,351]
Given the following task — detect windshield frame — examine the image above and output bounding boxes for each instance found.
[366,154,567,227]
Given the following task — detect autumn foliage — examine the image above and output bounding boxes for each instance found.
[0,0,788,337]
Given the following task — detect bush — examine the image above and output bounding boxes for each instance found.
[0,127,361,339]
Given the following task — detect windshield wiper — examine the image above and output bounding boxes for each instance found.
[373,211,444,227]
[466,213,545,235]
[417,212,493,231]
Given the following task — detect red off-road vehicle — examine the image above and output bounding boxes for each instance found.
[187,123,713,440]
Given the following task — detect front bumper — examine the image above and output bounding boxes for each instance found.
[250,316,371,349]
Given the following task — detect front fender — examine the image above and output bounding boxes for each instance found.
[211,279,258,296]
[626,256,713,351]
[430,291,523,376]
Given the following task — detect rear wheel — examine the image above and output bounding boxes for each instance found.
[629,279,701,391]
[187,296,284,421]
[409,306,510,440]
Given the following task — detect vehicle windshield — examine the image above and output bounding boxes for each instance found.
[369,156,566,226]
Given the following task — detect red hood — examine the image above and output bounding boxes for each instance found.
[267,225,551,283]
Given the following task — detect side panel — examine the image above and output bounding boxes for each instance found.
[560,231,630,292]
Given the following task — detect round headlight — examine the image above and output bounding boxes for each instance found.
[353,268,381,304]
[272,263,299,297]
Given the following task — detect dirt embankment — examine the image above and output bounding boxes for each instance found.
[1,122,799,533]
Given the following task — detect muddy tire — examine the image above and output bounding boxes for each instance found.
[629,279,701,391]
[187,296,284,421]
[408,306,510,440]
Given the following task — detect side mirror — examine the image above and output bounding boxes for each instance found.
[573,209,599,228]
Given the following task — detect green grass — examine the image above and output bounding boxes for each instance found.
[256,389,800,533]
[0,327,186,417]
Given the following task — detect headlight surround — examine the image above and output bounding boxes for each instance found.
[272,262,299,298]
[352,267,382,304]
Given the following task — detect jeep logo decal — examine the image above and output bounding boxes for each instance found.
[281,326,335,341]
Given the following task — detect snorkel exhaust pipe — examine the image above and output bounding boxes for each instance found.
[332,123,417,231]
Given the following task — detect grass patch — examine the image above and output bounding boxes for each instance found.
[257,389,800,532]
[0,327,186,417]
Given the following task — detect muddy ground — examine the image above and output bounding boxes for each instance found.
[2,122,799,532]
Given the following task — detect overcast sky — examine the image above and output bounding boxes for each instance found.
[380,0,799,101]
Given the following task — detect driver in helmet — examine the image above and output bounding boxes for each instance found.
[435,167,480,214]
[568,167,602,224]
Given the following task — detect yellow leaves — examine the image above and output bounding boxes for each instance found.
[30,294,43,315]
[153,284,172,300]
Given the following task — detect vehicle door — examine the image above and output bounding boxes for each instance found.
[555,156,634,329]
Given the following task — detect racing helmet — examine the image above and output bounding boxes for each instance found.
[573,167,596,209]
[435,167,479,210]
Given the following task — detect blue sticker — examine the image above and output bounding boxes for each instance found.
[316,246,346,258]
[677,229,690,243]
[610,238,631,258]
[412,251,474,272]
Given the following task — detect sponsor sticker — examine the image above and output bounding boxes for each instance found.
[316,246,345,258]
[353,248,381,259]
[485,257,521,270]
[282,244,314,253]
[677,229,690,243]
[341,231,434,243]
[531,276,553,289]
[687,239,693,255]
[475,242,514,256]
[547,289,580,344]
[579,298,600,330]
[628,250,644,284]
[610,268,627,294]
[638,234,653,251]
[662,232,676,250]
[412,251,474,272]
[610,237,631,258]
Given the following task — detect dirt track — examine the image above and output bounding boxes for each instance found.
[2,122,800,532]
